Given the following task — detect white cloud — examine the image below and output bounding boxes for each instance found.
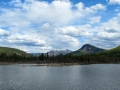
[6,34,46,46]
[24,46,53,53]
[49,34,80,50]
[0,28,10,36]
[108,0,120,4]
[89,4,106,11]
[117,13,120,16]
[0,0,108,52]
[89,14,120,48]
[56,13,120,49]
[58,25,93,37]
[75,2,84,11]
[0,0,106,27]
[88,16,101,24]
[74,3,106,19]
[85,4,106,14]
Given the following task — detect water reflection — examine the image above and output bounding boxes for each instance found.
[0,64,120,90]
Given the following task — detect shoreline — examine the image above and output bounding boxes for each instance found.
[35,63,81,66]
[0,62,119,66]
[0,62,81,66]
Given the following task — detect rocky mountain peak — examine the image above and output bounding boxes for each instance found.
[80,44,105,53]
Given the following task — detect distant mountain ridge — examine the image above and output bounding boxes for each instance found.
[31,44,106,56]
[70,44,106,55]
[48,49,72,56]
[31,49,72,56]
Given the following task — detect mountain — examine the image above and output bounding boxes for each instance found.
[48,49,72,56]
[30,53,41,56]
[70,44,105,55]
[30,49,72,56]
[0,46,30,56]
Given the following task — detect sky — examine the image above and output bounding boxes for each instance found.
[0,0,120,53]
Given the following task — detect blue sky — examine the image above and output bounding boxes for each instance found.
[0,0,120,53]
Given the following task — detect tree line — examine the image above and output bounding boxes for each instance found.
[38,51,120,64]
[0,50,120,64]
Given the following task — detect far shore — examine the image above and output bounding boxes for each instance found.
[0,62,119,66]
[35,63,81,66]
[0,62,86,66]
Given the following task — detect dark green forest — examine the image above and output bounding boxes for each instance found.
[0,50,120,64]
[0,45,120,64]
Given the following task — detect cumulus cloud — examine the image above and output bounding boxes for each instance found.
[90,14,120,49]
[0,0,114,53]
[0,28,10,36]
[108,0,120,4]
[58,25,93,37]
[50,35,80,50]
[0,0,106,27]
[6,34,46,46]
[56,13,120,49]
[88,16,101,24]
[86,3,106,12]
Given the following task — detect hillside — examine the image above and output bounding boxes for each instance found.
[108,45,120,51]
[101,45,120,56]
[0,44,120,64]
[70,44,105,55]
[0,46,30,56]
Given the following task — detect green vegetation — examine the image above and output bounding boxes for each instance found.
[0,46,36,63]
[0,44,120,64]
[0,46,29,56]
[37,45,120,64]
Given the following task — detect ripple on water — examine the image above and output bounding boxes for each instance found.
[0,64,120,90]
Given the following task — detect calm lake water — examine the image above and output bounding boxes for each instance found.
[0,64,120,90]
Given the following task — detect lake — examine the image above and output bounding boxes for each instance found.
[0,64,120,90]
